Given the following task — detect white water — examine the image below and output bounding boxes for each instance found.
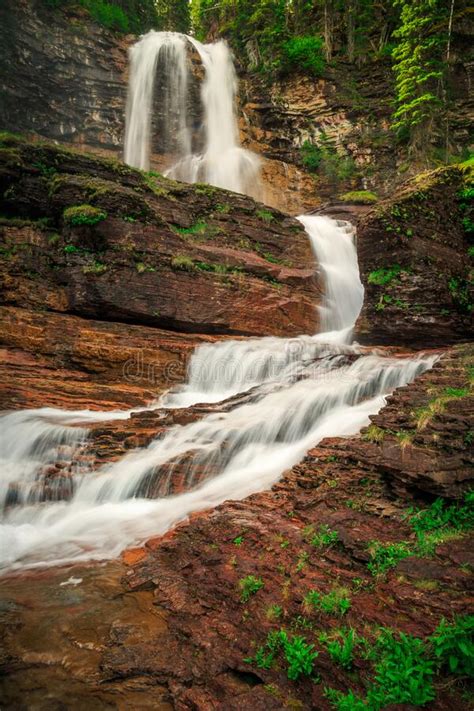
[124,31,261,196]
[0,216,436,572]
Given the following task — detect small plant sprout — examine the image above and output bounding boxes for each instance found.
[246,629,318,680]
[239,575,264,602]
[304,586,351,616]
[310,524,339,548]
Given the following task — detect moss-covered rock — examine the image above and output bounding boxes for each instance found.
[0,134,320,337]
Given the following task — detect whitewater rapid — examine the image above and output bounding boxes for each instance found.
[0,216,436,571]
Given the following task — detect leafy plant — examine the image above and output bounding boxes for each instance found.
[281,35,325,77]
[362,424,385,443]
[429,615,474,677]
[300,141,322,172]
[339,191,379,204]
[239,575,264,602]
[321,628,358,670]
[367,264,403,286]
[367,541,411,576]
[305,587,351,616]
[247,629,318,680]
[368,629,435,706]
[171,254,195,271]
[310,524,339,548]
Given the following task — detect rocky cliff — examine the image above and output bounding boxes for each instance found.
[355,162,473,347]
[0,134,319,338]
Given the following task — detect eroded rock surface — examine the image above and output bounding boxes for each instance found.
[0,135,320,338]
[355,163,473,347]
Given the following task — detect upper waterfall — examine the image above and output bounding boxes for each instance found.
[124,31,261,197]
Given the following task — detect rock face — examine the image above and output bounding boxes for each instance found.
[355,163,473,347]
[0,0,129,151]
[0,134,320,338]
[357,344,474,499]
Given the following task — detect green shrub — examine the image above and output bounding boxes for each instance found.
[300,141,322,172]
[63,204,107,226]
[321,628,358,670]
[239,575,264,602]
[171,254,195,271]
[87,1,129,32]
[282,36,325,77]
[247,629,317,680]
[430,615,474,677]
[406,494,474,536]
[367,265,403,286]
[367,541,411,576]
[368,629,435,707]
[324,687,367,710]
[310,524,339,548]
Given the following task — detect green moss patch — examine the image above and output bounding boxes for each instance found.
[63,204,107,227]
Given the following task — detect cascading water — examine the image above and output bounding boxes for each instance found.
[123,31,261,196]
[0,215,437,572]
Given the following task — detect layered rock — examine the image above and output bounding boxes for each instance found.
[355,163,473,347]
[0,0,128,151]
[0,134,320,338]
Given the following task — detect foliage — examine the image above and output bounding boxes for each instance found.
[366,541,411,576]
[239,575,264,602]
[448,276,472,314]
[429,615,474,677]
[367,264,403,286]
[281,36,325,76]
[171,254,195,271]
[391,0,449,148]
[321,628,358,670]
[310,524,339,548]
[300,141,322,172]
[406,494,474,537]
[304,586,351,616]
[247,629,317,680]
[368,629,435,706]
[63,204,107,226]
[362,424,385,443]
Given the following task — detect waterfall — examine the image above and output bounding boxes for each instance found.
[0,217,437,572]
[123,31,261,196]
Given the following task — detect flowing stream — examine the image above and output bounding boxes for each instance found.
[0,216,436,572]
[124,31,261,195]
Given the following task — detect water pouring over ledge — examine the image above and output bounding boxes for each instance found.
[124,31,261,196]
[0,215,437,571]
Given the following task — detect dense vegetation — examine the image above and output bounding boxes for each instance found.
[191,0,467,153]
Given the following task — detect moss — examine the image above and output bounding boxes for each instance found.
[82,261,108,274]
[339,190,379,204]
[63,204,107,226]
[135,262,156,273]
